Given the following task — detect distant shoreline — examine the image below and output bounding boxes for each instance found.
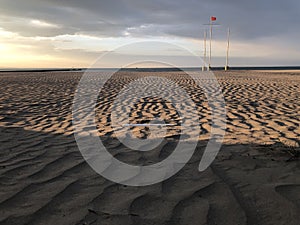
[0,68,84,73]
[1,66,300,73]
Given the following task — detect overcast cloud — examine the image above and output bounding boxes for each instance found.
[0,0,299,67]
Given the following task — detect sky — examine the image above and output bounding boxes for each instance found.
[0,0,300,68]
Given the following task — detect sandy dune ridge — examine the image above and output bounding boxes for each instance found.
[0,71,299,224]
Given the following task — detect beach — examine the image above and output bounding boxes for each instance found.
[0,70,299,225]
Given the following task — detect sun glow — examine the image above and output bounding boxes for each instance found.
[30,20,60,28]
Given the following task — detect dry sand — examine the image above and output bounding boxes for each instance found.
[0,70,299,225]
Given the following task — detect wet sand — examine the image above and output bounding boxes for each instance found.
[0,70,299,225]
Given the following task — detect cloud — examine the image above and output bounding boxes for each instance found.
[0,0,299,67]
[1,0,299,40]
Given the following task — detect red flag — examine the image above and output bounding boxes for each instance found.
[211,16,217,21]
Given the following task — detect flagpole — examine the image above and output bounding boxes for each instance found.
[225,27,230,71]
[204,16,217,71]
[202,30,207,71]
[209,20,213,71]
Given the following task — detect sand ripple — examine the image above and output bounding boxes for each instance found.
[0,71,299,224]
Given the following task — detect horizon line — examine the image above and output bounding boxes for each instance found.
[1,66,300,73]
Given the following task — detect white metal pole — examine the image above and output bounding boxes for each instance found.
[225,27,230,71]
[202,30,207,71]
[209,21,212,71]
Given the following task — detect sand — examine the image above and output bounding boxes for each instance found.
[0,70,299,225]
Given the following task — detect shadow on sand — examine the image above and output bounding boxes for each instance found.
[0,126,299,225]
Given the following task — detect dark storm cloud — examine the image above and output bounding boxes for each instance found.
[0,0,299,41]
